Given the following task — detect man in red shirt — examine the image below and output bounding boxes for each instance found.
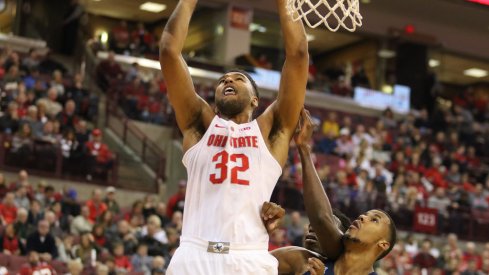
[166,180,186,218]
[85,129,114,179]
[0,193,17,224]
[85,189,107,223]
[18,251,57,275]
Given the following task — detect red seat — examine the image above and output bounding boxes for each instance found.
[0,254,9,268]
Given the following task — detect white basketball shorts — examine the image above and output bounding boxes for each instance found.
[166,236,278,275]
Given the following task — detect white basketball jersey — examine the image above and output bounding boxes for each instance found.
[182,115,282,244]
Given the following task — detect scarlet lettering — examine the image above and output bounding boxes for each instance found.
[206,135,259,148]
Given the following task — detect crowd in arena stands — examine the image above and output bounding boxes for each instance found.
[1,168,489,274]
[96,52,187,126]
[0,170,180,274]
[95,20,371,103]
[99,21,159,59]
[0,48,114,181]
[273,90,489,239]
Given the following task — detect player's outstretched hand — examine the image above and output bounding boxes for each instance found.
[307,257,325,275]
[261,201,285,233]
[294,108,314,148]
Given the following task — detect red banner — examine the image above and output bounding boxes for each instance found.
[413,207,438,234]
[230,6,253,30]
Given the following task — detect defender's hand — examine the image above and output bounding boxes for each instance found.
[261,202,285,233]
[307,257,325,275]
[294,109,314,148]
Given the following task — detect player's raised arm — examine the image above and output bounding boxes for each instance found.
[159,0,213,135]
[295,109,344,261]
[273,0,309,132]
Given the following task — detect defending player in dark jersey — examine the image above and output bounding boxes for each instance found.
[295,109,397,275]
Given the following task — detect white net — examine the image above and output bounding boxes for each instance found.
[286,0,363,32]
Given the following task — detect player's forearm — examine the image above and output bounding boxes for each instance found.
[298,145,334,226]
[298,144,343,259]
[276,0,308,58]
[159,0,198,57]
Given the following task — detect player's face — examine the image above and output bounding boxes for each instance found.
[215,72,257,117]
[344,210,390,248]
[304,224,322,253]
[304,215,343,253]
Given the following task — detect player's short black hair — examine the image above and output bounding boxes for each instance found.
[225,69,259,99]
[332,208,351,233]
[376,210,397,261]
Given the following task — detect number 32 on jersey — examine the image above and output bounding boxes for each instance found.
[209,150,250,185]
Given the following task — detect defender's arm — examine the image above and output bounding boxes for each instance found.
[296,110,344,260]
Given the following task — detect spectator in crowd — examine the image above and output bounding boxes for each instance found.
[154,202,170,228]
[461,242,482,271]
[126,200,145,228]
[85,189,107,223]
[428,187,451,233]
[0,192,18,225]
[10,123,33,164]
[138,215,167,256]
[0,223,23,255]
[27,199,44,227]
[14,207,34,243]
[37,88,62,118]
[92,223,107,249]
[96,51,124,90]
[413,239,438,270]
[72,232,97,265]
[0,102,20,134]
[471,183,489,210]
[75,120,90,145]
[14,186,30,210]
[18,250,57,275]
[142,194,157,219]
[85,129,114,180]
[322,112,340,138]
[268,228,288,251]
[126,62,140,82]
[167,180,186,218]
[335,128,354,156]
[50,70,65,97]
[71,206,93,235]
[131,243,153,274]
[103,186,120,214]
[151,256,166,274]
[107,220,138,255]
[110,21,130,54]
[57,234,75,262]
[21,105,43,137]
[286,211,304,246]
[26,220,58,261]
[67,260,83,275]
[112,241,132,272]
[57,100,79,132]
[168,211,183,233]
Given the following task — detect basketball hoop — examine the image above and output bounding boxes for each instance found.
[286,0,363,32]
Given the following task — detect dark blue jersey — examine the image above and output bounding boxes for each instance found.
[304,259,377,275]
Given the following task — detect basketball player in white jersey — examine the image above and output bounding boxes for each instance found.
[159,0,308,272]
